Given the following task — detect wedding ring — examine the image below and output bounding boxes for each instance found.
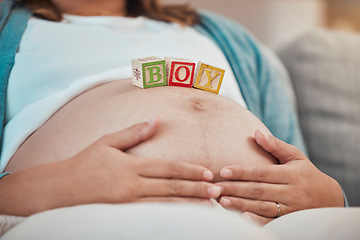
[274,202,281,218]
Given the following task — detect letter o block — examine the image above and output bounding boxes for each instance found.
[193,62,225,94]
[132,56,167,89]
[165,57,195,88]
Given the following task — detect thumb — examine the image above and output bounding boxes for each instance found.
[254,130,305,164]
[103,118,161,151]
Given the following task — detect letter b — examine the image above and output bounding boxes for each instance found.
[132,57,167,88]
[147,66,162,83]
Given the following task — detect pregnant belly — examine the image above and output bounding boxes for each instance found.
[6,80,276,181]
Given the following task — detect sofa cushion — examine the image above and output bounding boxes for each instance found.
[278,29,360,206]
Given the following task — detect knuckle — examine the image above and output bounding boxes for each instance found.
[131,124,142,135]
[268,136,280,152]
[191,167,203,180]
[273,136,282,147]
[167,162,184,178]
[131,123,147,137]
[288,189,305,205]
[118,181,140,201]
[166,180,184,196]
[299,191,311,207]
[132,181,142,197]
[250,184,264,198]
[257,201,270,215]
[194,183,206,196]
[98,134,111,144]
[123,185,135,197]
[128,131,142,143]
[253,168,267,180]
[132,123,144,134]
[298,169,308,179]
[232,198,243,210]
[289,171,300,182]
[130,135,141,144]
[294,171,305,183]
[232,167,242,178]
[127,161,140,172]
[129,158,143,169]
[226,184,237,196]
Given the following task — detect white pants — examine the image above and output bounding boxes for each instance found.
[1,203,274,240]
[2,203,360,240]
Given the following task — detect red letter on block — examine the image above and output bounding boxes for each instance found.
[174,65,190,82]
[165,57,195,88]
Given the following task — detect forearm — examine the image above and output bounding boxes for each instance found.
[0,160,80,216]
[0,121,224,217]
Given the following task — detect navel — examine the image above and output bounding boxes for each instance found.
[192,98,207,112]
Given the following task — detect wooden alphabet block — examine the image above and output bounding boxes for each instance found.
[193,62,225,94]
[165,57,196,88]
[132,56,167,89]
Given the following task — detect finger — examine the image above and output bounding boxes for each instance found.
[140,178,222,199]
[102,119,161,151]
[242,212,274,226]
[219,165,290,184]
[219,197,288,218]
[216,181,285,202]
[254,130,306,164]
[136,197,212,206]
[138,159,214,181]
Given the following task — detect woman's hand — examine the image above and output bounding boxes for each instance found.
[68,119,221,204]
[216,130,344,225]
[0,119,221,216]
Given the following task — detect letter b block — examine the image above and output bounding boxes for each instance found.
[194,62,225,94]
[132,56,167,89]
[165,57,196,88]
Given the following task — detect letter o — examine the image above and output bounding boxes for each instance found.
[175,66,190,82]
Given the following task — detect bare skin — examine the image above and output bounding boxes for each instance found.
[0,0,344,224]
[0,120,222,216]
[6,81,276,178]
[51,0,127,16]
[3,80,276,216]
[2,79,343,222]
[217,130,344,225]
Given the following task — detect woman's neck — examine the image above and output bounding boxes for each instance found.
[51,0,127,16]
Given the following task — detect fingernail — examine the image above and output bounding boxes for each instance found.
[255,130,263,138]
[147,118,158,127]
[140,118,158,138]
[255,130,268,140]
[219,185,224,194]
[208,186,222,198]
[220,198,231,207]
[203,171,214,181]
[220,168,233,178]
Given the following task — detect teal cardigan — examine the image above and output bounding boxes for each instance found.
[0,0,307,157]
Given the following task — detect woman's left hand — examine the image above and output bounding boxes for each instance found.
[216,130,345,225]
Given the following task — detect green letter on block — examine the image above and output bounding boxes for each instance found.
[147,66,162,83]
[143,60,167,88]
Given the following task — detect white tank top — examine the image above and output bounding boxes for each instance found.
[0,14,246,171]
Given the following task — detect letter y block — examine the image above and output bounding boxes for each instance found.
[132,56,167,89]
[193,62,225,94]
[165,57,196,88]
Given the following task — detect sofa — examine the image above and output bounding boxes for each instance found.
[277,29,360,207]
[1,28,359,240]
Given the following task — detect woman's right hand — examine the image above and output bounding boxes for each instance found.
[0,119,221,216]
[68,118,221,204]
